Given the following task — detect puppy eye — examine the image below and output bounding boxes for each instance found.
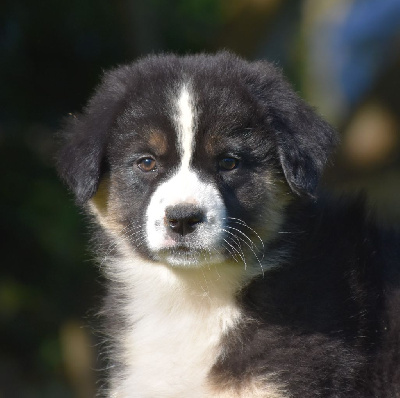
[137,157,157,172]
[218,157,239,171]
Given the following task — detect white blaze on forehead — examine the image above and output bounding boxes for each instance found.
[144,83,227,266]
[174,84,196,169]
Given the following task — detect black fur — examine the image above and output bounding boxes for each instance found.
[57,53,336,202]
[212,197,400,396]
[57,52,400,397]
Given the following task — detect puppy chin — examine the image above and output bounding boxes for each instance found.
[151,245,226,268]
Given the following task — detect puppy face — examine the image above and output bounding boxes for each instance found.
[57,53,337,269]
[103,81,283,268]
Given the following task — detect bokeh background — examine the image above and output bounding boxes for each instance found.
[1,0,400,396]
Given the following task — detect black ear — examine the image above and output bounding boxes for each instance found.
[56,67,129,205]
[271,95,338,197]
[247,61,338,197]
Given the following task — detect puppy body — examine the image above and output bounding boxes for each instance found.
[57,53,400,397]
[101,227,288,397]
[106,256,240,397]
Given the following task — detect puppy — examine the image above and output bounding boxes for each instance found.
[57,52,400,397]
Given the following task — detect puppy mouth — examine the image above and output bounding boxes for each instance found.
[151,236,228,267]
[163,243,194,253]
[155,245,209,267]
[158,231,203,247]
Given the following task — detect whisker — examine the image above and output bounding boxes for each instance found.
[225,225,262,253]
[132,235,147,248]
[100,225,145,265]
[223,229,264,274]
[278,231,305,234]
[224,217,265,253]
[124,227,146,242]
[224,229,263,261]
[204,250,212,272]
[97,223,131,251]
[212,259,222,280]
[221,243,239,264]
[200,268,212,299]
[223,237,247,270]
[223,217,266,274]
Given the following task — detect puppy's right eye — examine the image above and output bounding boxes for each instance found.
[137,157,157,172]
[218,157,239,171]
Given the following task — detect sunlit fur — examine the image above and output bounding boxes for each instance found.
[57,53,400,398]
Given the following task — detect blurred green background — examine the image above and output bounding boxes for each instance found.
[1,0,400,396]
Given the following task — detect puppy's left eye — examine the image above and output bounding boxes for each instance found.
[137,157,157,172]
[218,157,239,171]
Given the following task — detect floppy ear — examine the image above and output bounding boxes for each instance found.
[270,93,338,197]
[56,67,129,205]
[247,61,338,197]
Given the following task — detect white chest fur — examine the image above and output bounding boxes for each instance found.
[107,255,245,398]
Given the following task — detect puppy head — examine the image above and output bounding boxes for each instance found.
[57,53,337,268]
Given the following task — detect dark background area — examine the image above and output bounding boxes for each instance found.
[1,0,399,397]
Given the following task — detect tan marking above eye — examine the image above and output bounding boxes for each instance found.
[149,130,168,154]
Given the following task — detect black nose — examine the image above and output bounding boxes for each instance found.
[165,204,205,236]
